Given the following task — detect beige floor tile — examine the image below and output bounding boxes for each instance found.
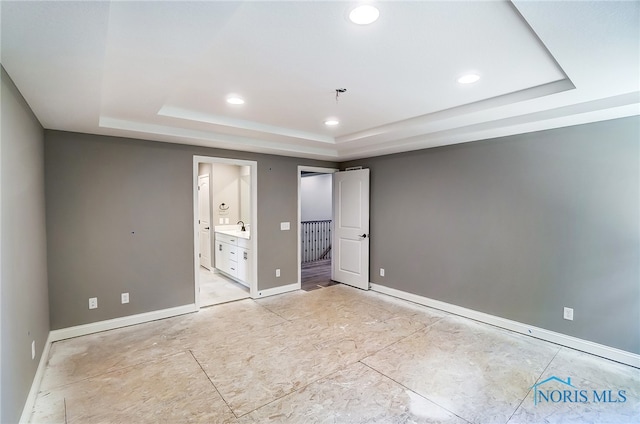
[32,351,237,424]
[40,299,285,391]
[40,316,192,391]
[362,315,561,424]
[31,286,638,424]
[239,362,469,423]
[510,348,640,423]
[358,289,451,327]
[191,319,351,416]
[256,284,368,321]
[193,292,434,416]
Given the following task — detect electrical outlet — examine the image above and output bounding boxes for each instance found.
[89,297,98,309]
[32,341,35,360]
[275,268,281,277]
[280,222,290,231]
[563,307,574,321]
[380,268,385,277]
[121,292,130,304]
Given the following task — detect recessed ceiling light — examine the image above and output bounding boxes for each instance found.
[349,4,380,25]
[457,74,480,84]
[325,119,340,126]
[226,95,245,105]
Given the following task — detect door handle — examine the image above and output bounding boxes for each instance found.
[204,227,210,230]
[359,234,368,238]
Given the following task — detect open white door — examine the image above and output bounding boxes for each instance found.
[332,169,370,290]
[198,174,212,270]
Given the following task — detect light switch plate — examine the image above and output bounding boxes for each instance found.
[280,222,290,230]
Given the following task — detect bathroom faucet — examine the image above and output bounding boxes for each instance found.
[237,221,246,231]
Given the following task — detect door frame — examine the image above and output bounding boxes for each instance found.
[297,166,339,289]
[193,155,258,308]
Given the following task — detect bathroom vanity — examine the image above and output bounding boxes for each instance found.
[214,230,252,287]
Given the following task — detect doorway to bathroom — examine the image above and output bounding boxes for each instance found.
[194,156,257,308]
[298,166,338,291]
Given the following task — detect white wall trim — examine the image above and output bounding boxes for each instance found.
[19,333,53,424]
[254,283,299,298]
[49,304,197,342]
[370,283,640,369]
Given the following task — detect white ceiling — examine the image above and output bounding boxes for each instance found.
[2,1,638,161]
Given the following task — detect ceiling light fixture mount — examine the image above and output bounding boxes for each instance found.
[325,119,340,126]
[349,4,380,25]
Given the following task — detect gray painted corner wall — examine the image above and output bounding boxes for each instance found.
[45,130,336,329]
[45,132,195,329]
[343,117,640,354]
[1,67,50,423]
[256,156,302,291]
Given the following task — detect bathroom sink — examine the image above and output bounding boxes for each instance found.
[217,229,250,239]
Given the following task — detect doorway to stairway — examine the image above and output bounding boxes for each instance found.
[298,166,337,291]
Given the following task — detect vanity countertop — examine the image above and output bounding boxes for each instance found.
[215,228,250,239]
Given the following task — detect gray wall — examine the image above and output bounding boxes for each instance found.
[1,67,50,423]
[343,117,640,354]
[45,130,336,329]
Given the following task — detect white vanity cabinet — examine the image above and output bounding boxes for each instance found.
[215,232,251,287]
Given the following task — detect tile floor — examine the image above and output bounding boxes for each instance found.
[29,284,639,423]
[200,267,249,306]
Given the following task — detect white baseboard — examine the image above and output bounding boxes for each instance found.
[255,283,299,298]
[19,333,53,424]
[49,303,197,342]
[370,283,640,369]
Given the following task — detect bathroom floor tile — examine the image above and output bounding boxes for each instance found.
[200,268,249,306]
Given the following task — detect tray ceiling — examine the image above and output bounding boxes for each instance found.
[2,1,638,160]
